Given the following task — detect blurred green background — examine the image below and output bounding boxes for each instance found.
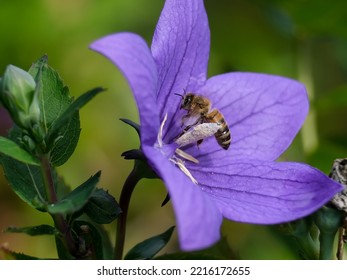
[1,0,347,259]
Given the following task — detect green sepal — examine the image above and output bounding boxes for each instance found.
[120,118,140,138]
[5,224,58,236]
[47,171,101,215]
[83,188,121,224]
[121,149,158,179]
[124,226,175,260]
[0,136,39,165]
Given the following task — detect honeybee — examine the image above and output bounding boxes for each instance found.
[176,93,231,150]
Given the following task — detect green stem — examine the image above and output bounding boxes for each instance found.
[314,207,344,260]
[319,231,337,260]
[114,163,143,260]
[39,155,77,258]
[40,155,58,203]
[336,225,346,260]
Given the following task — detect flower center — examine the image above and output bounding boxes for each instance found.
[156,113,220,185]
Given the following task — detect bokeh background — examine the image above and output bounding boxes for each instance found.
[1,0,347,259]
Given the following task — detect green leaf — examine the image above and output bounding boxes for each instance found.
[29,56,71,131]
[5,224,58,236]
[28,55,80,166]
[72,220,104,259]
[46,87,105,146]
[49,111,80,166]
[0,247,40,260]
[83,188,121,224]
[48,87,104,166]
[124,226,175,260]
[1,155,47,210]
[47,171,101,215]
[0,126,47,210]
[0,136,39,165]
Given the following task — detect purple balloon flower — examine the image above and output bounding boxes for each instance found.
[90,0,342,250]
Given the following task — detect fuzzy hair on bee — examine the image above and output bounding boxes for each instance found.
[175,92,231,150]
[175,122,221,147]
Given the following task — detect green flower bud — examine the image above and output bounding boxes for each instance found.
[0,65,40,129]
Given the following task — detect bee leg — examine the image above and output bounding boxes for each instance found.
[175,125,191,140]
[181,114,190,127]
[175,118,201,139]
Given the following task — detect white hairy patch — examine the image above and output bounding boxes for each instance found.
[175,123,220,147]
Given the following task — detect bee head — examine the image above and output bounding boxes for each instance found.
[182,93,195,109]
[175,93,193,110]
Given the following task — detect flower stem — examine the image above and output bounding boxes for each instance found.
[314,207,344,260]
[336,217,347,260]
[318,231,336,260]
[40,155,58,203]
[39,155,77,258]
[114,163,143,260]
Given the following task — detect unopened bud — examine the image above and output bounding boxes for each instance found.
[0,65,40,129]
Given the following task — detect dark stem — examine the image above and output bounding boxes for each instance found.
[40,155,58,203]
[39,155,77,257]
[114,163,142,259]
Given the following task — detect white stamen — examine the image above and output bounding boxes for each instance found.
[157,112,199,184]
[175,148,199,164]
[170,157,198,185]
[175,123,221,147]
[157,113,168,148]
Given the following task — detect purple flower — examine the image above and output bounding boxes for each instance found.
[90,0,343,250]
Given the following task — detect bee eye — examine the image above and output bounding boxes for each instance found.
[184,96,191,106]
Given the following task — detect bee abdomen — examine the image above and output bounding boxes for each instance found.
[207,110,231,150]
[215,124,231,150]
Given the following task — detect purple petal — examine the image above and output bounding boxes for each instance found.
[142,144,223,250]
[90,33,159,146]
[189,160,343,224]
[151,0,210,127]
[191,73,308,162]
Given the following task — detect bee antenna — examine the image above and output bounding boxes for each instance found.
[174,93,184,98]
